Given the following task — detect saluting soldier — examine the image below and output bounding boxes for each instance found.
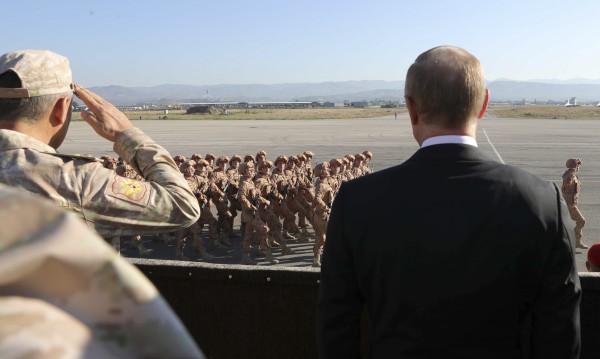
[238,162,279,265]
[562,158,588,249]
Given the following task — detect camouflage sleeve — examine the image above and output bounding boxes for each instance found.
[78,127,200,236]
[237,180,253,211]
[0,185,204,358]
[313,182,329,212]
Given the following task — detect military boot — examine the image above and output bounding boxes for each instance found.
[576,237,589,249]
[264,251,280,265]
[213,239,226,250]
[283,231,297,240]
[297,228,311,243]
[281,245,295,255]
[219,233,232,247]
[176,249,190,261]
[312,255,321,268]
[251,245,265,257]
[241,253,257,265]
[269,234,281,247]
[198,247,216,261]
[136,243,154,257]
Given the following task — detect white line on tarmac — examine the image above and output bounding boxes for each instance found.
[482,128,505,164]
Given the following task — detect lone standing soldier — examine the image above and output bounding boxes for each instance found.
[562,158,588,249]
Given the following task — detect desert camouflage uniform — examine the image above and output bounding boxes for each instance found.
[212,158,233,244]
[0,128,200,238]
[284,158,306,234]
[238,164,278,265]
[562,165,586,244]
[255,164,295,255]
[312,169,334,267]
[272,158,299,239]
[226,157,242,237]
[0,184,204,358]
[195,162,224,254]
[362,150,373,175]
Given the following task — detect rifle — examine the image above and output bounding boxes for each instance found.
[251,193,260,218]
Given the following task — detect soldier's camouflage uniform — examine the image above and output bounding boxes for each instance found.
[0,184,204,358]
[0,128,200,237]
[226,161,242,237]
[272,166,299,238]
[312,172,334,267]
[211,164,233,241]
[562,167,586,242]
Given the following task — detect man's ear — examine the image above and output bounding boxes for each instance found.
[477,88,490,119]
[405,95,419,126]
[49,96,71,126]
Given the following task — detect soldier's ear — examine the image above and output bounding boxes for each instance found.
[49,95,71,126]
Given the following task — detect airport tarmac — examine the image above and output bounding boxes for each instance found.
[61,113,600,271]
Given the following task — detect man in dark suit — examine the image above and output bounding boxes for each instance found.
[317,46,581,358]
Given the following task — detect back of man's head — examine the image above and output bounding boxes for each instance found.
[587,243,600,272]
[0,50,73,123]
[404,46,486,129]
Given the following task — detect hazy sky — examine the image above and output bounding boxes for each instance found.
[3,0,599,87]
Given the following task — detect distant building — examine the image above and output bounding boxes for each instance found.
[350,101,369,108]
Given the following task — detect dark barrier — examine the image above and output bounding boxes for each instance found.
[130,259,600,359]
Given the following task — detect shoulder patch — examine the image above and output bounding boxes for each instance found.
[111,174,148,202]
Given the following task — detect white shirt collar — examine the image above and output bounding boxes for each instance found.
[421,135,478,148]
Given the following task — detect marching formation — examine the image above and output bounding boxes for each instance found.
[100,150,374,266]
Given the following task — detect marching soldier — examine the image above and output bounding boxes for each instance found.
[205,153,216,177]
[212,156,234,246]
[562,158,588,249]
[285,156,306,238]
[304,150,315,181]
[256,150,267,167]
[255,161,295,255]
[173,155,186,169]
[238,162,279,265]
[176,160,217,261]
[351,153,365,178]
[272,155,299,240]
[362,150,373,175]
[244,154,255,164]
[226,155,243,239]
[295,154,315,241]
[190,153,203,164]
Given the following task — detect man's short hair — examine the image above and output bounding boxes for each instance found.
[0,71,63,122]
[404,46,486,129]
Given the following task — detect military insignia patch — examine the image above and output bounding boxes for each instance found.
[111,175,148,202]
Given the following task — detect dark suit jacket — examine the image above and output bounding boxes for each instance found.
[317,144,581,359]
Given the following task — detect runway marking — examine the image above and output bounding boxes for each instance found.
[482,128,505,164]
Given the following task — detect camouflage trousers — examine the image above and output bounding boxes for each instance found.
[313,211,329,257]
[259,206,286,246]
[296,194,314,229]
[200,206,219,242]
[273,200,299,234]
[241,211,270,255]
[177,221,204,251]
[215,199,232,235]
[567,204,585,239]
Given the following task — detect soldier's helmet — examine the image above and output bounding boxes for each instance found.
[297,154,307,162]
[362,150,373,159]
[181,160,196,169]
[355,153,366,161]
[205,153,216,161]
[258,160,273,170]
[196,159,209,167]
[566,158,582,169]
[304,151,314,159]
[239,162,255,175]
[314,163,330,178]
[190,153,203,162]
[230,155,242,164]
[174,155,186,162]
[244,154,255,163]
[216,156,230,166]
[345,154,355,162]
[274,155,288,165]
[330,158,343,167]
[256,150,267,157]
[288,155,299,164]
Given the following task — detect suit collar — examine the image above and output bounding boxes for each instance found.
[407,143,495,163]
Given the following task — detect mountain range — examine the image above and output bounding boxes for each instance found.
[86,80,600,105]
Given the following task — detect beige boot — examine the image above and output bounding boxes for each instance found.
[241,253,257,265]
[264,251,280,265]
[576,237,589,249]
[297,228,311,243]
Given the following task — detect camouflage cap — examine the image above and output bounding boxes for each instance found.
[205,153,216,160]
[0,50,74,98]
[230,155,242,164]
[274,155,288,165]
[216,156,230,165]
[362,150,373,159]
[566,158,581,168]
[304,151,314,158]
[244,154,255,163]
